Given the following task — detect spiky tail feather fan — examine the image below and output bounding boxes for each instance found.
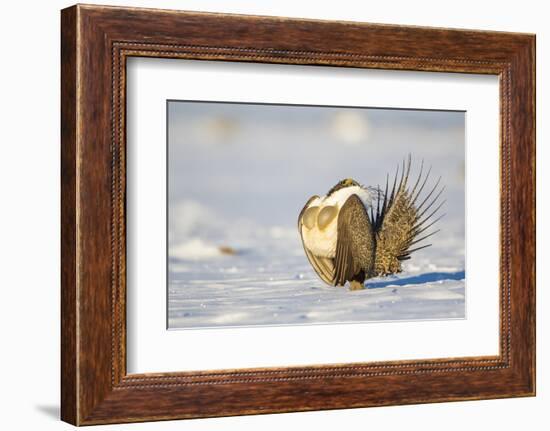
[370,155,445,276]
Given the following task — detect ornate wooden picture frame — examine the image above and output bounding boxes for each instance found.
[61,4,535,425]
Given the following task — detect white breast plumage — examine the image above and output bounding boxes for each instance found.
[301,186,373,258]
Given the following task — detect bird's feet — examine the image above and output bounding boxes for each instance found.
[349,281,365,291]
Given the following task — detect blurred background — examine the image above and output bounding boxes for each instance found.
[168,101,465,329]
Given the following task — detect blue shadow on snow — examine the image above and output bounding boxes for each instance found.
[366,270,465,289]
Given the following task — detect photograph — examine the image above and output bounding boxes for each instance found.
[167,101,466,329]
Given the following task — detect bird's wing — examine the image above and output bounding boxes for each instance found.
[372,155,445,276]
[298,196,335,285]
[333,194,376,286]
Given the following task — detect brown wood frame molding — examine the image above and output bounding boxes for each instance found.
[61,4,535,426]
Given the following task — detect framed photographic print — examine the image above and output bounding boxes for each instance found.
[61,4,536,425]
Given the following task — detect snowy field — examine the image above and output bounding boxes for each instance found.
[168,212,465,329]
[168,102,465,329]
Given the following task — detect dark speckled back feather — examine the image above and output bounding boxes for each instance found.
[333,194,376,286]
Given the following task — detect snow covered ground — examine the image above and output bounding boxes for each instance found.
[167,102,465,329]
[168,202,465,329]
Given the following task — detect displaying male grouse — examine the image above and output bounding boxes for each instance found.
[298,156,444,290]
